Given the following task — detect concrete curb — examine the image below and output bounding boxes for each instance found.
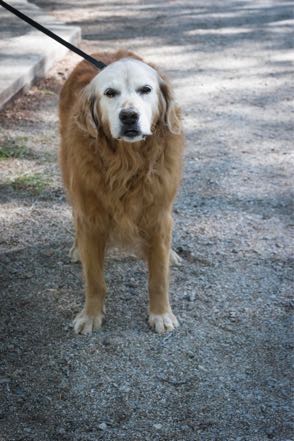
[0,0,81,109]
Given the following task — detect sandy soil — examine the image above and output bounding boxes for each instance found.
[0,1,293,440]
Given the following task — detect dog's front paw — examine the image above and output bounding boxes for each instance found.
[73,309,103,335]
[148,312,179,333]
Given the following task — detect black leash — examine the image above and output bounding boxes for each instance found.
[0,0,107,70]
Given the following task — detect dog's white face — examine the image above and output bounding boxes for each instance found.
[88,58,160,142]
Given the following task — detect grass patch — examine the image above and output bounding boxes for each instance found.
[11,173,50,194]
[0,137,30,161]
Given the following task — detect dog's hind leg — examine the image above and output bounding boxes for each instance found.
[169,249,182,266]
[137,247,182,266]
[69,238,80,262]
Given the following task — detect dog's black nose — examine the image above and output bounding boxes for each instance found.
[119,109,139,125]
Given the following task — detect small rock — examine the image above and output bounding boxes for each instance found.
[24,428,32,433]
[197,365,208,372]
[186,351,195,359]
[153,424,162,430]
[41,249,53,257]
[119,385,130,393]
[57,428,66,435]
[184,292,196,302]
[102,337,112,347]
[15,386,25,397]
[228,311,238,322]
[0,378,10,384]
[98,423,108,431]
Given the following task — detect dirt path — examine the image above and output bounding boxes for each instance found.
[0,1,293,440]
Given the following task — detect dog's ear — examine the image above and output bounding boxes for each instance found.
[159,78,181,135]
[74,88,99,138]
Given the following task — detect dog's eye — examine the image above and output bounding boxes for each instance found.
[138,85,152,95]
[104,88,119,98]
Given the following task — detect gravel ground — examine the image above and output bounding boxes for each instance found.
[0,1,293,440]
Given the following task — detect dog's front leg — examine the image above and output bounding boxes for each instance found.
[147,216,179,333]
[73,226,107,335]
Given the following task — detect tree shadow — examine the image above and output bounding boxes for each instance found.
[31,0,293,54]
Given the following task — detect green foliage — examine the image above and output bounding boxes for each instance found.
[11,173,49,194]
[0,137,30,160]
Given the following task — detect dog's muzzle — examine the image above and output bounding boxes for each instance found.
[119,108,141,139]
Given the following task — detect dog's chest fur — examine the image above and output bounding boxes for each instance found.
[86,138,167,241]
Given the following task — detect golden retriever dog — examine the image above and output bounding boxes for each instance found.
[59,50,184,334]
